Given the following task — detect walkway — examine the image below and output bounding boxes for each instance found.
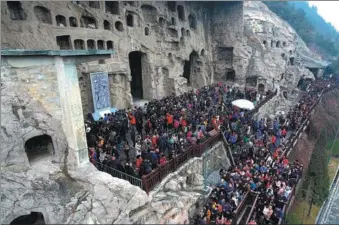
[317,169,339,224]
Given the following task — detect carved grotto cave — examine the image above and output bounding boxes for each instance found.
[10,212,46,225]
[183,50,199,86]
[34,6,52,24]
[226,69,236,81]
[129,51,151,100]
[25,134,54,164]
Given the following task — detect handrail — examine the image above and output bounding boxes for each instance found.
[277,165,304,225]
[221,131,235,166]
[252,89,278,114]
[245,193,260,225]
[94,161,143,189]
[141,132,222,193]
[232,191,250,225]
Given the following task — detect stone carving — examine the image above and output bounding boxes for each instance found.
[90,72,110,111]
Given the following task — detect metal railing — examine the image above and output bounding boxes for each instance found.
[94,161,143,189]
[252,89,278,114]
[245,193,260,225]
[141,133,221,193]
[234,191,259,225]
[278,165,304,225]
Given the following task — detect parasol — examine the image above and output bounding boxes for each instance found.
[231,99,255,110]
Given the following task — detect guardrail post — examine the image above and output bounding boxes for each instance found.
[142,176,149,194]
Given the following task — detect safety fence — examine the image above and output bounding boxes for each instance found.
[277,165,304,225]
[252,89,278,114]
[141,133,221,193]
[280,85,336,160]
[233,191,259,225]
[94,161,143,188]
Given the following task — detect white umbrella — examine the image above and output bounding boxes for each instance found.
[231,99,255,110]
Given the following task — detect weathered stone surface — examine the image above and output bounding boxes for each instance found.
[241,2,321,118]
[1,1,244,113]
[187,173,204,186]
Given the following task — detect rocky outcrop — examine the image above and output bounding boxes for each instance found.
[0,76,149,224]
[0,163,149,224]
[239,2,322,118]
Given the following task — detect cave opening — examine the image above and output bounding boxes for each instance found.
[182,51,199,86]
[10,212,46,225]
[183,60,191,85]
[129,51,144,100]
[226,70,236,81]
[307,67,319,77]
[56,35,72,50]
[25,135,54,164]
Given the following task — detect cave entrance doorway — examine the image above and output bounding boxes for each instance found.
[307,67,319,77]
[258,83,265,93]
[182,50,199,86]
[25,134,54,163]
[183,60,191,85]
[10,212,46,225]
[226,70,236,81]
[129,51,150,100]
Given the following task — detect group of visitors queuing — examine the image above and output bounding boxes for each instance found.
[193,78,333,225]
[86,82,272,178]
[86,75,333,225]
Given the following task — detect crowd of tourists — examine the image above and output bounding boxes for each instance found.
[86,76,333,224]
[193,78,333,225]
[86,82,273,178]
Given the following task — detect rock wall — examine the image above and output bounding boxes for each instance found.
[1,57,65,167]
[238,1,321,116]
[0,58,150,224]
[1,1,244,114]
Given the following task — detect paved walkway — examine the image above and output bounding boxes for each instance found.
[317,167,339,224]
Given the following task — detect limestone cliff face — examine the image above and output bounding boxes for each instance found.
[0,63,149,224]
[242,1,317,89]
[1,1,244,112]
[237,1,323,118]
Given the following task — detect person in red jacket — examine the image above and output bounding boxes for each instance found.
[166,113,173,129]
[271,135,276,145]
[181,117,187,131]
[135,155,143,171]
[159,154,167,165]
[282,156,289,166]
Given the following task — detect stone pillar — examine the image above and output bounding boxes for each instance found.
[55,56,89,166]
